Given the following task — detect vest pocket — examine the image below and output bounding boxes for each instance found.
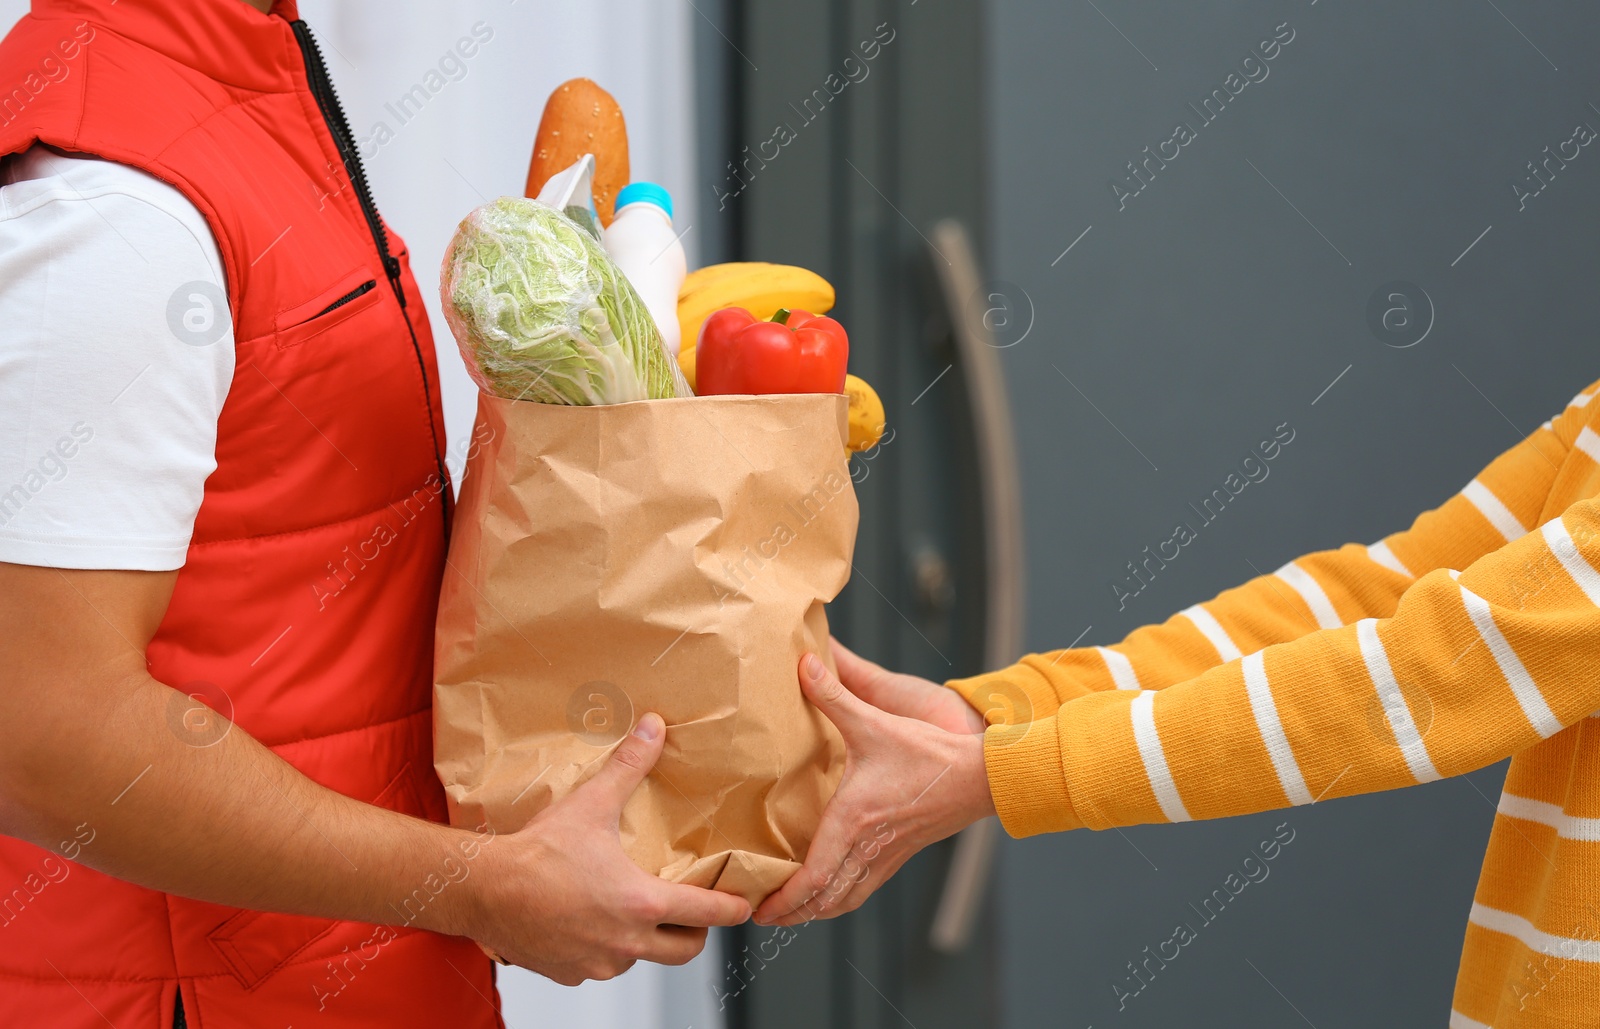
[275,272,382,350]
[202,762,429,989]
[309,280,375,318]
[207,906,338,990]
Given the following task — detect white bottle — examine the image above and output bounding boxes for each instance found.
[603,182,687,353]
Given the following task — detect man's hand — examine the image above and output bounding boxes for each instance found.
[753,653,996,926]
[0,561,744,988]
[464,713,750,985]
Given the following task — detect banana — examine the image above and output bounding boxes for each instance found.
[844,374,885,453]
[677,262,834,354]
[679,261,764,297]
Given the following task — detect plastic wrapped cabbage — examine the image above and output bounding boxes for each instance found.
[441,197,690,404]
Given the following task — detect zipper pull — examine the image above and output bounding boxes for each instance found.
[383,254,406,307]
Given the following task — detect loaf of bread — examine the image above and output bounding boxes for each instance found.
[524,78,630,227]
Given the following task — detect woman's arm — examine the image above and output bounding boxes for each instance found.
[948,381,1596,727]
[981,483,1600,835]
[758,486,1600,930]
[756,380,1600,924]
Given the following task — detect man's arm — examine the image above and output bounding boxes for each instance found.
[947,381,1594,726]
[0,562,748,985]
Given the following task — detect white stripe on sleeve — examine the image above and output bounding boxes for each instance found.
[1356,618,1441,783]
[1366,539,1413,579]
[1541,517,1600,607]
[1497,792,1600,841]
[1129,690,1191,823]
[1274,561,1342,629]
[1456,585,1561,738]
[1095,646,1141,691]
[1241,651,1313,806]
[1462,478,1527,542]
[1449,1010,1492,1029]
[1469,902,1600,961]
[1179,604,1241,662]
[1576,426,1600,466]
[1571,389,1594,409]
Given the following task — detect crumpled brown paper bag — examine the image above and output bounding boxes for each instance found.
[434,393,857,905]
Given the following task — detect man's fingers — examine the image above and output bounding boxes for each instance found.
[638,925,710,967]
[578,712,665,820]
[798,654,874,742]
[653,881,752,929]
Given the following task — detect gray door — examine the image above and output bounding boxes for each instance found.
[700,1,1600,1026]
[695,1,999,1026]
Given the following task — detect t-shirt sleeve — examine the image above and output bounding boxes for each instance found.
[0,154,234,570]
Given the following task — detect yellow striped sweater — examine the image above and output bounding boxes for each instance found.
[949,377,1600,1029]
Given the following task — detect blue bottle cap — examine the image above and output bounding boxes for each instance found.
[614,181,673,220]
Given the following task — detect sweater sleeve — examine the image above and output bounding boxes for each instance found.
[981,461,1600,837]
[947,383,1597,729]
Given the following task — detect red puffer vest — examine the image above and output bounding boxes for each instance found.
[0,1,501,1026]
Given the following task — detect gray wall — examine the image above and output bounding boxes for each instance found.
[987,0,1600,1025]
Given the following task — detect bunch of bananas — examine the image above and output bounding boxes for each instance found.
[675,262,885,452]
[677,261,835,350]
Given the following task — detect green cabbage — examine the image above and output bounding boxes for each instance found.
[440,197,689,405]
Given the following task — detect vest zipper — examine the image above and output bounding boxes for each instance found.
[290,20,452,524]
[173,991,186,1029]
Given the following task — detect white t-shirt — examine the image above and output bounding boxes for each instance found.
[0,145,234,571]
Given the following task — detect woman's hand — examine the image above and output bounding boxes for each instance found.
[828,639,987,735]
[753,653,996,927]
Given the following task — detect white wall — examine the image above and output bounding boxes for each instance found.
[0,0,722,1024]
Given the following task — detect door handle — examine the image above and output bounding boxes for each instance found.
[924,219,1027,954]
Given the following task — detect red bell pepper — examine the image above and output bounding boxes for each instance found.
[694,307,849,396]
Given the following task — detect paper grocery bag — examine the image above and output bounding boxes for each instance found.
[434,393,858,905]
